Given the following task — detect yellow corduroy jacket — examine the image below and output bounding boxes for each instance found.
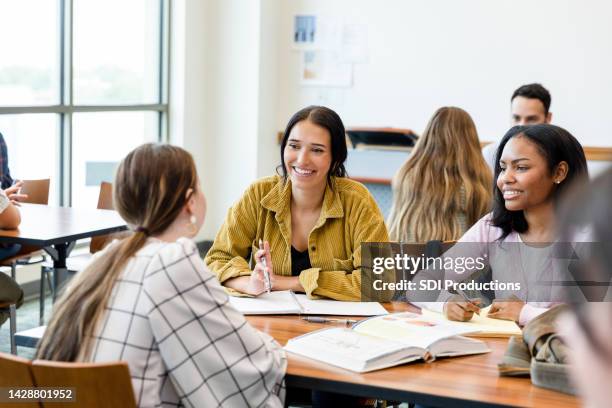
[205,175,391,301]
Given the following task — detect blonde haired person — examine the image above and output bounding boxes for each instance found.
[37,144,286,407]
[388,107,492,243]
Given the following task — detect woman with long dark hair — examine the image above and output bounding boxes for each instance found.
[411,124,589,325]
[206,105,390,301]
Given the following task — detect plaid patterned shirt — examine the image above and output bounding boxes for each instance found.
[89,237,286,408]
[0,133,13,189]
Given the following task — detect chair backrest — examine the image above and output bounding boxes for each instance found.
[96,181,113,210]
[20,179,51,205]
[0,352,40,408]
[30,359,136,408]
[89,182,114,254]
[89,182,131,254]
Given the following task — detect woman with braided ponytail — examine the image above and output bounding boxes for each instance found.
[37,143,286,407]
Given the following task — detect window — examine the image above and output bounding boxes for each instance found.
[0,1,60,106]
[0,0,169,207]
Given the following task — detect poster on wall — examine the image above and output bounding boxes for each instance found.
[293,15,345,50]
[293,14,366,87]
[300,50,352,87]
[341,24,369,63]
[293,15,317,48]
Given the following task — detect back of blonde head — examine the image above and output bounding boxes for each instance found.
[37,143,198,362]
[388,107,492,242]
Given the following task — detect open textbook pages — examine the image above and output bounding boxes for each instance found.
[420,305,522,337]
[284,312,490,372]
[228,290,388,316]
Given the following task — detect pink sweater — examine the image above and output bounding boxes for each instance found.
[413,213,555,326]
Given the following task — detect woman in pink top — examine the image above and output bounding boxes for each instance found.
[411,124,588,325]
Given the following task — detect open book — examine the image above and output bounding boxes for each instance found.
[284,312,490,372]
[229,290,388,316]
[420,305,522,337]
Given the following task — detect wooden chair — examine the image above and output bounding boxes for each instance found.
[18,179,51,206]
[0,352,40,407]
[0,301,17,354]
[30,360,136,408]
[89,181,116,253]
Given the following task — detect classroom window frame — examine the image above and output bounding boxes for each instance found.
[0,0,170,206]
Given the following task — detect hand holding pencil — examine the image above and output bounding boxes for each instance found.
[259,239,272,293]
[246,239,274,296]
[443,293,482,322]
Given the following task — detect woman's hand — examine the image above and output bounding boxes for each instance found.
[4,181,28,205]
[443,295,482,321]
[244,241,275,296]
[487,299,525,322]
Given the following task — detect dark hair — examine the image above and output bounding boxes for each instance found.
[491,124,588,240]
[511,83,552,115]
[279,105,347,183]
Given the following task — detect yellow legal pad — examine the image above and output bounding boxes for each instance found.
[420,306,522,337]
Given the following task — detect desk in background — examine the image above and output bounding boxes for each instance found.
[246,302,579,408]
[0,204,127,300]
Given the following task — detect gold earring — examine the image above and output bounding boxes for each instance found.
[187,215,198,235]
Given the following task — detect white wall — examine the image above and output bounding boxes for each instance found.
[171,0,277,240]
[171,0,612,240]
[277,0,612,146]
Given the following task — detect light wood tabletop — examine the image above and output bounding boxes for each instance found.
[246,303,580,408]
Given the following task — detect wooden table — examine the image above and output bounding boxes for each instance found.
[0,204,127,300]
[246,303,580,408]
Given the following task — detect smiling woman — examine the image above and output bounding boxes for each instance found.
[492,124,589,242]
[410,124,590,326]
[205,106,392,301]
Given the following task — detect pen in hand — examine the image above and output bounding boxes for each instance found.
[259,239,271,294]
[302,317,358,325]
[455,288,481,315]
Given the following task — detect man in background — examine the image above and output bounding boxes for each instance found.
[483,83,552,170]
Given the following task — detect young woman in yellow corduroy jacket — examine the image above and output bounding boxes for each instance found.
[206,106,391,301]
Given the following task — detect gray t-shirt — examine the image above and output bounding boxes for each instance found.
[482,141,499,173]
